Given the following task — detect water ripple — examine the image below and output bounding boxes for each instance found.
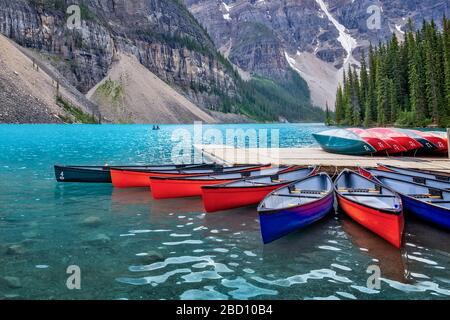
[222,277,278,300]
[252,269,353,287]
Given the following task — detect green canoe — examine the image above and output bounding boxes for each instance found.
[313,129,377,155]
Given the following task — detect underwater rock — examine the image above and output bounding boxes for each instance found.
[0,294,22,300]
[22,231,39,238]
[136,251,164,264]
[81,216,103,227]
[6,244,26,255]
[0,276,22,289]
[86,234,111,246]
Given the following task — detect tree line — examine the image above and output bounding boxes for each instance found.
[334,17,450,128]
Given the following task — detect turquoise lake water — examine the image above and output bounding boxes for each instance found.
[0,124,449,300]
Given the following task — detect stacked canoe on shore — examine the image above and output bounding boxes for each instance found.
[313,128,448,156]
[55,162,450,248]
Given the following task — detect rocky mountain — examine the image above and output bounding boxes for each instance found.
[183,0,450,109]
[0,0,240,111]
[0,0,327,123]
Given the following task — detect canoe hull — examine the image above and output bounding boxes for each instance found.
[313,133,375,155]
[347,128,390,153]
[55,166,111,183]
[337,194,404,248]
[400,195,450,231]
[151,178,235,199]
[111,169,199,188]
[110,165,270,188]
[203,184,285,213]
[259,193,334,244]
[367,128,422,151]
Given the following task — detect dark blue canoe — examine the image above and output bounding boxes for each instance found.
[258,173,334,244]
[313,129,376,155]
[374,175,450,231]
[377,164,450,182]
[360,167,450,190]
[54,164,215,183]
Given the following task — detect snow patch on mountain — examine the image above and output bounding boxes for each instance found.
[314,0,358,65]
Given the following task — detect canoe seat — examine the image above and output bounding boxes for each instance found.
[339,188,379,193]
[289,188,323,195]
[410,194,443,200]
[273,193,322,199]
[341,193,396,198]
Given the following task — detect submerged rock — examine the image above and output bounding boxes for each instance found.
[81,216,103,227]
[136,251,164,264]
[0,276,22,289]
[1,294,22,300]
[85,234,111,246]
[6,244,26,255]
[22,231,39,238]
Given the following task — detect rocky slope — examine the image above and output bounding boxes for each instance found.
[0,0,239,114]
[184,0,450,109]
[0,34,98,123]
[86,52,218,124]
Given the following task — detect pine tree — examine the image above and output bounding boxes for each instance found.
[335,17,448,128]
[359,50,369,121]
[424,21,441,124]
[335,85,345,124]
[376,57,388,126]
[364,44,377,126]
[351,67,361,125]
[325,102,331,125]
[444,17,450,123]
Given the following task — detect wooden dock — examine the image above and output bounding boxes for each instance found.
[195,144,450,174]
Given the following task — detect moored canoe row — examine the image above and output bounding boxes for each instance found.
[54,161,449,247]
[111,164,271,188]
[54,164,215,183]
[313,128,448,156]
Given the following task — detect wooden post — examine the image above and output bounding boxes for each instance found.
[447,128,450,159]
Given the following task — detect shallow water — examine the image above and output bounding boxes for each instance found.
[0,124,449,300]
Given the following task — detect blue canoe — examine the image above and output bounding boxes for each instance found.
[313,129,376,155]
[377,164,450,182]
[258,173,335,244]
[374,175,450,231]
[360,167,450,190]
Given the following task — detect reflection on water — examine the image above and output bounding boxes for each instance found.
[0,125,449,300]
[341,217,410,283]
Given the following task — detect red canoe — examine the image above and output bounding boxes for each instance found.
[347,128,390,153]
[367,128,422,152]
[111,164,270,188]
[412,130,448,154]
[150,166,298,199]
[335,170,404,248]
[202,166,317,212]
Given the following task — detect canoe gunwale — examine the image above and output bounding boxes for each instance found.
[362,167,450,190]
[335,170,403,216]
[110,164,271,174]
[257,173,334,215]
[373,175,450,212]
[201,166,317,190]
[150,165,289,182]
[258,191,334,215]
[377,164,450,180]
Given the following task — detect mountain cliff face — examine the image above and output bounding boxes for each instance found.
[184,0,450,108]
[0,0,239,112]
